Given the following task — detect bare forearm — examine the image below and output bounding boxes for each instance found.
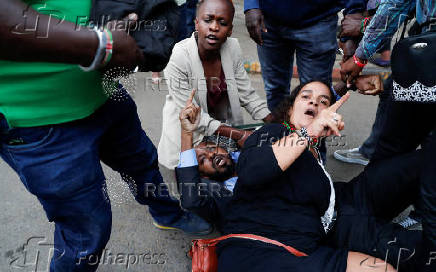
[0,0,96,65]
[215,125,245,141]
[181,131,194,152]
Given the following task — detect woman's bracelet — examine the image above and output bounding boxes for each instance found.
[79,27,113,71]
[298,127,319,149]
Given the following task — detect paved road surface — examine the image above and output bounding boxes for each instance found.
[0,1,381,271]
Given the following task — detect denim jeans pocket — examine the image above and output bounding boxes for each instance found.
[4,126,54,150]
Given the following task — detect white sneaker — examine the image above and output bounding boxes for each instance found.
[333,147,369,166]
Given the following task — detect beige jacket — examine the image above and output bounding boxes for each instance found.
[157,34,270,169]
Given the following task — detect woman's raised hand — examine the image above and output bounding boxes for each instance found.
[307,92,350,137]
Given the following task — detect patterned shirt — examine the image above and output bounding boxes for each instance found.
[356,0,436,60]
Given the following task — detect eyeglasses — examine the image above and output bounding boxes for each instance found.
[196,145,228,154]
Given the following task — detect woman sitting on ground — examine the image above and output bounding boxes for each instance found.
[178,79,431,271]
[158,0,272,169]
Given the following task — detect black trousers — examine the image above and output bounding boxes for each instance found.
[370,76,436,271]
[330,151,425,272]
[370,76,436,162]
[217,150,425,272]
[419,133,436,272]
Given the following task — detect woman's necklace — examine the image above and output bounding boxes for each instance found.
[282,121,320,151]
[283,122,334,232]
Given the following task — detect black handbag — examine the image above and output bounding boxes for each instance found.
[391,21,436,103]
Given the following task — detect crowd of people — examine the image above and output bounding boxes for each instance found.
[0,0,435,271]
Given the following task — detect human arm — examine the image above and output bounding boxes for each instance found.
[273,94,351,169]
[355,0,414,60]
[163,46,223,137]
[338,0,366,58]
[179,89,201,149]
[235,124,288,188]
[0,0,96,65]
[340,13,367,39]
[237,93,349,187]
[244,0,266,45]
[0,0,143,70]
[214,125,252,148]
[177,93,222,222]
[90,0,178,72]
[341,0,414,83]
[338,0,367,63]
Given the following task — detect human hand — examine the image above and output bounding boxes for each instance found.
[104,13,145,71]
[179,89,201,133]
[340,13,364,38]
[339,39,358,63]
[333,81,348,97]
[355,74,383,95]
[307,92,350,137]
[340,56,364,87]
[262,113,275,123]
[245,8,267,45]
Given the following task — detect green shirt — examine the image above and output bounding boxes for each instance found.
[0,0,108,128]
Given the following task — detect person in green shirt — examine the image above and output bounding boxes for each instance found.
[0,1,211,271]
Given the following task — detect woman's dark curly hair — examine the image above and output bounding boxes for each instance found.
[271,80,336,123]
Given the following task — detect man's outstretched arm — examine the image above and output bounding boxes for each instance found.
[0,0,97,65]
[0,0,143,69]
[355,0,415,60]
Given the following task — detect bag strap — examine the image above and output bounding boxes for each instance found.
[205,234,307,257]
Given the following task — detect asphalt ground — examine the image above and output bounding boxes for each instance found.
[0,1,397,271]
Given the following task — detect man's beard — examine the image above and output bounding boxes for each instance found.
[209,154,235,182]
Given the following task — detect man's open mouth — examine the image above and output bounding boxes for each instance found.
[213,156,226,167]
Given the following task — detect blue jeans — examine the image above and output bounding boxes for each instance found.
[258,15,338,111]
[185,0,197,37]
[0,95,183,271]
[176,0,197,42]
